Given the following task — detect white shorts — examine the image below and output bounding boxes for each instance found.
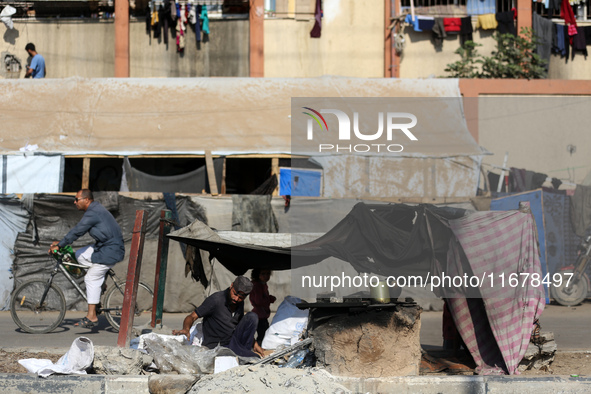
[77,246,111,305]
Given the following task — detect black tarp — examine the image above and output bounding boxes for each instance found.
[169,202,467,277]
[13,193,207,309]
[123,157,224,193]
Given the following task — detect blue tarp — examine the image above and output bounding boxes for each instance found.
[0,195,29,310]
[490,190,549,299]
[279,168,322,197]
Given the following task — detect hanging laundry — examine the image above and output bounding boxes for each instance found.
[460,17,473,46]
[571,26,587,59]
[201,5,210,35]
[176,18,185,52]
[475,14,498,30]
[404,14,434,32]
[145,6,151,35]
[466,0,496,15]
[159,4,168,45]
[181,3,187,24]
[417,16,435,31]
[560,0,577,44]
[552,23,568,58]
[310,0,322,38]
[189,4,197,25]
[432,18,447,46]
[170,0,177,21]
[532,13,553,68]
[404,14,420,32]
[585,26,591,44]
[152,10,161,39]
[495,11,516,35]
[195,5,202,43]
[443,18,462,33]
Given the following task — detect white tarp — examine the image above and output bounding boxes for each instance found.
[1,155,63,193]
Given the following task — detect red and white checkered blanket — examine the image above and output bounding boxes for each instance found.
[447,210,545,375]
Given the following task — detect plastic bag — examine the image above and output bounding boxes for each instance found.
[261,296,309,350]
[19,337,94,378]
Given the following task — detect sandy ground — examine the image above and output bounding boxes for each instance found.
[1,348,590,377]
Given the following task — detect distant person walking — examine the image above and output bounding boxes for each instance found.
[24,43,46,78]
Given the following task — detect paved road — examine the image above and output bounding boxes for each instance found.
[420,301,591,351]
[0,301,590,352]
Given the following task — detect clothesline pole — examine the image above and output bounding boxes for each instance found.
[497,152,509,193]
[151,209,172,328]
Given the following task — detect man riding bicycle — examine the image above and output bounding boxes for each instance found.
[49,189,125,328]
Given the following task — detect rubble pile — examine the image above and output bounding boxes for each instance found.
[188,364,351,393]
[518,332,557,373]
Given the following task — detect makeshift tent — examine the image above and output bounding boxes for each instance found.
[0,77,485,198]
[169,202,545,375]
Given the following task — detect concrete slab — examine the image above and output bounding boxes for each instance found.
[1,373,590,394]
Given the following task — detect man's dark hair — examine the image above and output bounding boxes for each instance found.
[25,43,36,52]
[79,189,94,201]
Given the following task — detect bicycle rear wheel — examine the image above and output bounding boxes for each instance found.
[103,281,153,332]
[11,280,66,334]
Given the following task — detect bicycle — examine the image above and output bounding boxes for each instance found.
[10,246,154,334]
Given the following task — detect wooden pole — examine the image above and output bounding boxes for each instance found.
[271,157,279,196]
[205,150,219,195]
[81,157,90,189]
[117,210,147,347]
[151,210,172,328]
[114,0,130,77]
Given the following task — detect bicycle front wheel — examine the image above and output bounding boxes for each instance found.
[103,281,153,331]
[10,280,66,334]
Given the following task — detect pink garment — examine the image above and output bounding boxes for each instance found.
[561,0,578,43]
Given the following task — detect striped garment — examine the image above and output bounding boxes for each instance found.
[446,210,545,375]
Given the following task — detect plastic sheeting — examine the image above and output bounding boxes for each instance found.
[169,202,467,277]
[279,168,322,197]
[312,155,480,199]
[231,195,278,233]
[122,157,223,193]
[1,154,63,193]
[0,195,29,310]
[490,190,549,299]
[12,194,208,311]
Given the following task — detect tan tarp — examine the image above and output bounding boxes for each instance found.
[0,76,480,156]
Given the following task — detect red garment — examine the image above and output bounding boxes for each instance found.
[561,0,577,26]
[249,280,275,319]
[443,18,462,33]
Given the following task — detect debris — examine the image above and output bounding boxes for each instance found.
[188,364,351,394]
[92,346,153,375]
[518,331,557,373]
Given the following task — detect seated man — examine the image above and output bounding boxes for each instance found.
[173,276,264,358]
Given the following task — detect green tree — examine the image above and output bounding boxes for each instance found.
[445,28,547,79]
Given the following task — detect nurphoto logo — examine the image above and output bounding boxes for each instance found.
[302,107,418,153]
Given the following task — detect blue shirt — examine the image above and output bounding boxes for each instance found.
[58,201,125,265]
[29,54,45,78]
